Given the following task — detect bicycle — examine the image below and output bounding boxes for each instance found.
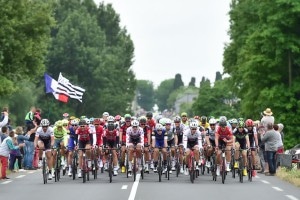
[78,148,90,183]
[231,147,236,179]
[187,148,197,183]
[157,147,164,182]
[219,145,227,184]
[247,148,253,182]
[91,147,98,180]
[165,146,171,180]
[37,148,48,184]
[71,149,78,180]
[235,149,245,183]
[174,146,181,177]
[210,149,217,181]
[54,145,62,182]
[103,146,119,183]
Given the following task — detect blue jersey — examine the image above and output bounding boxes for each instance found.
[152,129,167,148]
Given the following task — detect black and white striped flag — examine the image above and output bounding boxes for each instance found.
[57,73,85,102]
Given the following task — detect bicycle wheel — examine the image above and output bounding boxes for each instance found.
[140,154,144,180]
[126,151,129,178]
[167,155,171,180]
[239,158,243,183]
[94,158,98,179]
[82,156,86,183]
[176,159,180,177]
[248,155,252,182]
[109,155,113,183]
[42,157,47,184]
[133,154,136,182]
[87,160,90,181]
[158,153,162,182]
[55,151,61,182]
[72,153,77,180]
[221,157,226,184]
[190,157,195,183]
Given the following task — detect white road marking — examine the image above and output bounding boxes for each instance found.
[272,186,283,191]
[122,185,128,190]
[1,180,12,184]
[128,174,141,200]
[28,171,35,174]
[16,175,26,179]
[261,180,270,184]
[286,195,299,200]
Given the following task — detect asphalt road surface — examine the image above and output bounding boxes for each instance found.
[1,169,299,200]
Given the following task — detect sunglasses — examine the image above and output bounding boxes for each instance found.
[133,126,138,128]
[42,126,48,128]
[71,125,77,127]
[165,124,171,126]
[210,124,216,126]
[147,118,151,119]
[94,124,100,126]
[140,123,146,126]
[63,124,68,126]
[80,126,85,128]
[157,129,162,131]
[126,121,131,123]
[182,115,187,117]
[191,128,197,130]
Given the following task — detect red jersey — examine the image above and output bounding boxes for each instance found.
[105,129,118,141]
[76,127,92,141]
[216,126,232,140]
[146,118,156,132]
[120,124,131,143]
[95,125,104,146]
[142,125,151,144]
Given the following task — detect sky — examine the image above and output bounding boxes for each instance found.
[94,0,231,87]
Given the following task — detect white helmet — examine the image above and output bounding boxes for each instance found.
[85,118,90,125]
[131,120,139,127]
[155,123,164,130]
[190,121,198,129]
[165,118,172,125]
[209,118,217,125]
[71,119,79,125]
[107,115,115,122]
[102,112,109,117]
[40,119,50,127]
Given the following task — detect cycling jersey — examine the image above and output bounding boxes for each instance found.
[94,125,104,146]
[215,126,232,140]
[152,129,167,148]
[35,127,54,150]
[120,123,131,143]
[183,129,202,149]
[141,125,151,145]
[246,126,257,147]
[76,127,92,141]
[146,118,156,132]
[233,128,248,149]
[126,127,144,146]
[172,124,185,144]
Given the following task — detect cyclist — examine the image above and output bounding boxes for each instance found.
[34,119,54,180]
[146,112,156,132]
[52,120,68,177]
[67,119,79,176]
[200,116,210,129]
[152,123,167,173]
[126,120,144,176]
[165,118,176,172]
[93,118,104,170]
[103,116,120,176]
[76,119,93,178]
[233,120,250,176]
[230,118,238,131]
[173,116,185,173]
[120,114,132,173]
[181,112,189,128]
[204,118,217,168]
[215,118,233,175]
[245,119,258,177]
[139,116,151,172]
[183,121,202,175]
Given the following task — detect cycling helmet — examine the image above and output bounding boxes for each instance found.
[201,116,207,124]
[131,116,137,121]
[219,116,227,122]
[165,118,172,125]
[181,112,188,117]
[71,119,79,125]
[85,118,90,125]
[89,117,94,123]
[107,115,115,122]
[80,115,86,120]
[231,118,238,124]
[102,112,109,117]
[79,120,86,126]
[174,116,181,123]
[69,116,76,120]
[131,120,139,127]
[56,120,63,127]
[219,119,227,127]
[190,121,198,129]
[146,112,153,118]
[62,119,69,126]
[155,123,164,131]
[124,114,131,121]
[40,119,50,127]
[238,121,245,128]
[159,118,167,126]
[139,116,147,123]
[245,119,253,127]
[115,115,121,121]
[107,122,115,131]
[194,116,200,120]
[209,118,217,125]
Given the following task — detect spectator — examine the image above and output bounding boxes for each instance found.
[0,110,8,129]
[24,122,38,170]
[277,123,284,152]
[25,106,36,132]
[261,108,275,131]
[256,121,265,173]
[34,108,42,126]
[261,122,280,176]
[0,130,24,179]
[0,126,8,144]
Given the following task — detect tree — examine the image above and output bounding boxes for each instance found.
[136,80,155,111]
[188,77,196,87]
[155,79,174,111]
[0,0,54,96]
[173,73,184,90]
[215,71,222,82]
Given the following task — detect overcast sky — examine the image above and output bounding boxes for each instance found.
[94,0,231,87]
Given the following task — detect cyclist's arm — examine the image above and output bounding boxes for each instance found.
[164,134,168,148]
[151,133,155,148]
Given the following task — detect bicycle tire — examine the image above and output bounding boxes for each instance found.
[72,153,77,180]
[221,156,226,184]
[167,155,170,180]
[133,155,136,182]
[239,157,243,183]
[190,156,195,183]
[126,151,129,178]
[42,157,47,184]
[87,160,90,181]
[141,154,144,180]
[158,152,162,182]
[109,154,113,183]
[94,159,97,179]
[248,155,252,182]
[82,155,86,183]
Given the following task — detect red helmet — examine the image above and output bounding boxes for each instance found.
[115,115,121,121]
[245,119,253,127]
[99,118,105,126]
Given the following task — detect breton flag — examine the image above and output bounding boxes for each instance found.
[57,73,85,102]
[44,73,69,103]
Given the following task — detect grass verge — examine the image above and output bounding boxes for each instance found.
[276,164,300,187]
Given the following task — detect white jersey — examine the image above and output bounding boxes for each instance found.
[183,129,202,150]
[36,126,54,140]
[126,127,144,147]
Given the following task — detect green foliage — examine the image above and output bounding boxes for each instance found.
[188,77,196,87]
[0,0,54,96]
[223,0,300,148]
[136,80,155,111]
[155,79,174,111]
[173,73,184,90]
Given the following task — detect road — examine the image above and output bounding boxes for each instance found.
[1,169,299,200]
